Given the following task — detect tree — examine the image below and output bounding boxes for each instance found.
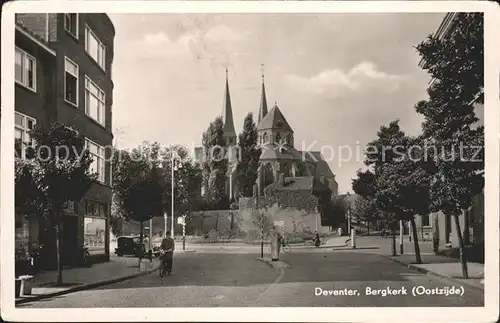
[415,13,484,278]
[375,135,433,263]
[201,117,229,209]
[236,113,261,197]
[112,142,164,261]
[15,123,96,285]
[110,196,124,237]
[326,196,348,229]
[352,196,379,233]
[352,120,431,262]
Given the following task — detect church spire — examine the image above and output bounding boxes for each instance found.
[221,68,236,146]
[258,65,268,123]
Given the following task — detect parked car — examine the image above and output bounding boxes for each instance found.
[114,235,144,257]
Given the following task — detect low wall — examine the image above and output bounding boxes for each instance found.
[238,197,329,235]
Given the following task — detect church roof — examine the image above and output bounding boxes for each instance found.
[264,176,329,192]
[257,104,293,132]
[259,143,303,161]
[299,151,335,178]
[221,70,236,138]
[258,75,268,123]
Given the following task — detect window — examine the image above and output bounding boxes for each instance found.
[15,47,36,91]
[15,112,36,159]
[65,57,79,106]
[275,133,281,144]
[85,26,106,70]
[263,132,269,144]
[84,201,107,255]
[422,214,430,227]
[85,139,105,182]
[85,76,106,126]
[64,13,78,38]
[85,200,107,217]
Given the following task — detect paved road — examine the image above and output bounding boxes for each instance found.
[20,251,483,308]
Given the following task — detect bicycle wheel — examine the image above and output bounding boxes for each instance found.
[159,262,165,277]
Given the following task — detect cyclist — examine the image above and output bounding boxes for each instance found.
[159,231,175,275]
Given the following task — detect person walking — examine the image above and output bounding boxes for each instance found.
[160,231,175,275]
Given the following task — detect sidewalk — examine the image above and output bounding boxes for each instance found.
[343,236,485,290]
[388,254,484,290]
[16,256,159,304]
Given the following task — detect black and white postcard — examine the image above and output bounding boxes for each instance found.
[1,1,499,322]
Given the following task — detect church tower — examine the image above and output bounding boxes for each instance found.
[221,68,237,147]
[258,71,268,123]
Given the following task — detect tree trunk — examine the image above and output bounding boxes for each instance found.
[139,221,144,262]
[391,232,396,256]
[463,209,470,245]
[453,214,469,278]
[55,221,63,285]
[432,213,440,254]
[409,217,422,264]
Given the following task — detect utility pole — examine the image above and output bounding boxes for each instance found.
[399,220,404,254]
[164,212,167,237]
[182,214,187,251]
[149,218,153,250]
[171,146,175,239]
[260,211,264,259]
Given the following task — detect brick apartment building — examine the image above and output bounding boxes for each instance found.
[14,13,115,267]
[414,12,485,251]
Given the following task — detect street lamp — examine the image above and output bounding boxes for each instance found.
[171,145,183,239]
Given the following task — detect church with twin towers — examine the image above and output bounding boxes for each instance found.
[195,68,338,204]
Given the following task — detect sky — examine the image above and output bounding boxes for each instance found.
[109,13,448,194]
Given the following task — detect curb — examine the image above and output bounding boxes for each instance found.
[15,264,160,305]
[385,256,484,292]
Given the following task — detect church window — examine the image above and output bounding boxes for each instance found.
[276,133,281,143]
[263,132,269,143]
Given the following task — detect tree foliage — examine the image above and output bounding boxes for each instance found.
[15,123,96,284]
[324,195,348,227]
[352,196,379,224]
[264,185,319,214]
[352,120,431,262]
[236,113,261,197]
[201,117,229,209]
[415,13,484,277]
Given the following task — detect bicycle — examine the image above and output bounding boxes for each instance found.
[281,241,292,253]
[158,249,172,277]
[80,245,92,268]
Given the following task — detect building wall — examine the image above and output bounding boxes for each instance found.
[14,13,115,265]
[238,197,329,234]
[413,192,484,248]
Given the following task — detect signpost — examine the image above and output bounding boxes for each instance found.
[178,214,187,251]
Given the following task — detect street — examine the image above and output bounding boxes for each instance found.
[20,250,483,307]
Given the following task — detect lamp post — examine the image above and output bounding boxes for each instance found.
[170,145,182,240]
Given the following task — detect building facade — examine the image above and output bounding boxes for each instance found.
[14,13,115,267]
